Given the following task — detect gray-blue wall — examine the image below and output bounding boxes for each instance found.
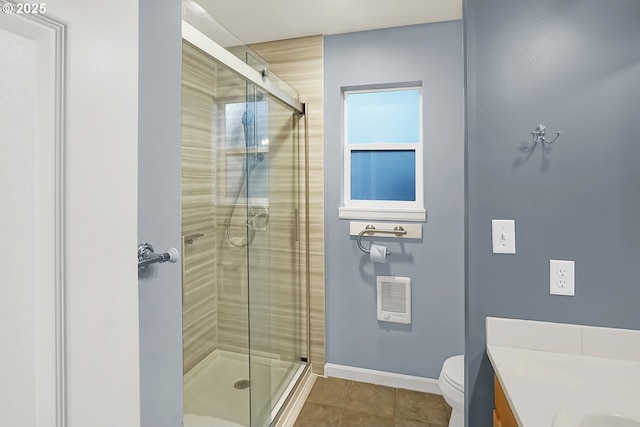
[324,21,464,379]
[138,0,183,426]
[465,1,640,425]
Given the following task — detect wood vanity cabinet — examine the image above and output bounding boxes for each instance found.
[493,375,519,427]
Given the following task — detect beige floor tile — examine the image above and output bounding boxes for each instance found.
[307,377,352,407]
[344,382,397,418]
[294,401,344,427]
[444,401,452,419]
[293,380,453,427]
[394,418,442,427]
[340,409,395,427]
[396,389,449,426]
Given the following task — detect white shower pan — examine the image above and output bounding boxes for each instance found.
[184,350,302,427]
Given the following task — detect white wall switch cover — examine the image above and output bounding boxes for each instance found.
[550,259,575,296]
[491,219,516,254]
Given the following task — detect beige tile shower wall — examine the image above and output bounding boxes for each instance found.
[182,42,219,374]
[212,63,251,356]
[250,36,325,374]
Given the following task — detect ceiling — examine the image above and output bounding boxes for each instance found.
[192,0,463,45]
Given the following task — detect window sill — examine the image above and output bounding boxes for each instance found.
[338,206,426,222]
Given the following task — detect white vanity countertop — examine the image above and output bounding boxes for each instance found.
[486,317,640,427]
[487,344,640,427]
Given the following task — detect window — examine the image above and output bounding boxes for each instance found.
[340,85,425,221]
[222,97,269,206]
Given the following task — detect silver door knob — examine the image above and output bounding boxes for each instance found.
[138,243,179,269]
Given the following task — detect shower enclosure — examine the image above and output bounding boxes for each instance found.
[180,5,309,426]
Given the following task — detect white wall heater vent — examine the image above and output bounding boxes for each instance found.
[376,276,411,324]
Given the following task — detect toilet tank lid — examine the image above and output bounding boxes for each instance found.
[443,355,464,389]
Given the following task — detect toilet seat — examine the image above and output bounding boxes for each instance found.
[442,355,464,393]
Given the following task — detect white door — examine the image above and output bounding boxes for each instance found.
[0,1,141,426]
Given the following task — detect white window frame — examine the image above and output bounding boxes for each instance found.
[339,85,426,222]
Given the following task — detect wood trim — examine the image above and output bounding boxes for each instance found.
[494,375,519,427]
[493,409,502,427]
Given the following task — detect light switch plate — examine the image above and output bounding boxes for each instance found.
[550,259,575,296]
[491,219,516,254]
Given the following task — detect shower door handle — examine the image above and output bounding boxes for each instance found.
[138,242,180,270]
[184,233,204,245]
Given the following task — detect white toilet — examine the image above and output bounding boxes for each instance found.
[438,355,464,427]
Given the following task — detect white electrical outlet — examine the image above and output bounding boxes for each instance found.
[550,260,575,296]
[491,220,516,254]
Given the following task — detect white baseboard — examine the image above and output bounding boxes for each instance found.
[324,363,441,395]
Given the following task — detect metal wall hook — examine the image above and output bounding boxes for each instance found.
[531,124,561,144]
[138,243,180,269]
[356,224,407,254]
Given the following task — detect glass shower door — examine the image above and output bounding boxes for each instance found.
[245,84,272,427]
[246,88,304,426]
[182,41,254,427]
[181,15,308,426]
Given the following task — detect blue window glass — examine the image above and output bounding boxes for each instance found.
[351,150,415,201]
[347,89,420,144]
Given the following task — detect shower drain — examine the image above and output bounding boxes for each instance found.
[234,379,250,390]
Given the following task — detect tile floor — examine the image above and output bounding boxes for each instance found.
[293,377,452,427]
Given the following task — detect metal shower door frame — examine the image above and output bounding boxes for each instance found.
[182,21,304,115]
